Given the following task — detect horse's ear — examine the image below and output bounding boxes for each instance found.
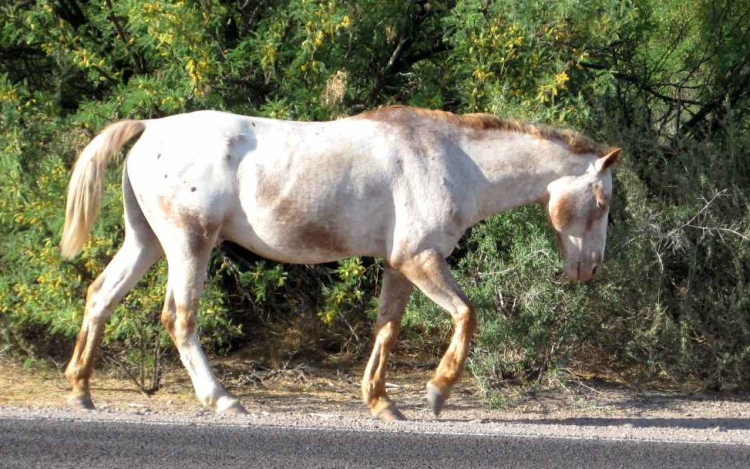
[595,148,621,173]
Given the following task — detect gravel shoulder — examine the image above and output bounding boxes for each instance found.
[2,357,749,445]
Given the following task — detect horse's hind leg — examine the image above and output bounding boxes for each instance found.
[396,250,477,417]
[65,173,162,409]
[160,229,246,414]
[361,266,413,421]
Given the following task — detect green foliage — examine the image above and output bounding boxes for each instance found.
[236,261,288,303]
[320,257,369,324]
[1,0,750,397]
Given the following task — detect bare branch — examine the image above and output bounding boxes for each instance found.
[685,225,750,243]
[104,0,145,75]
[367,0,432,102]
[580,62,702,106]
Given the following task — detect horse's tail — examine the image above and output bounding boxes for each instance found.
[60,120,146,260]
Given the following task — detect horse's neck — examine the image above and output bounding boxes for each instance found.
[465,132,592,222]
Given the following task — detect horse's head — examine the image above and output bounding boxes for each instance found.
[544,148,621,281]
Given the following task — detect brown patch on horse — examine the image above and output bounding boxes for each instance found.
[69,273,107,375]
[549,191,575,230]
[68,322,90,381]
[593,184,609,208]
[541,196,569,256]
[255,174,283,207]
[67,320,103,387]
[161,291,176,339]
[363,321,400,397]
[263,186,349,254]
[162,291,197,344]
[65,270,114,394]
[294,222,347,253]
[586,206,607,231]
[179,212,220,253]
[176,307,196,338]
[352,106,419,125]
[156,194,221,254]
[585,184,609,230]
[157,195,174,218]
[355,106,604,155]
[430,302,477,394]
[86,272,106,300]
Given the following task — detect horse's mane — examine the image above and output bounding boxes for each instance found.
[355,105,604,155]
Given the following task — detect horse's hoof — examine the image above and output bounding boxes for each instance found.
[426,382,446,417]
[218,401,248,415]
[374,405,407,422]
[68,394,96,410]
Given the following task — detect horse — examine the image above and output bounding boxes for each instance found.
[60,105,620,420]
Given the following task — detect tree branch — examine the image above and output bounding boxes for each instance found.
[367,0,432,103]
[679,65,750,140]
[104,0,145,75]
[580,61,702,106]
[398,39,451,71]
[53,0,87,30]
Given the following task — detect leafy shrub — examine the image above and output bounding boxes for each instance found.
[1,0,750,398]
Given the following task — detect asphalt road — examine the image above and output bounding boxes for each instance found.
[1,417,749,469]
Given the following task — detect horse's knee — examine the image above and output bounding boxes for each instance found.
[162,300,197,346]
[374,320,399,343]
[173,312,197,344]
[453,303,477,337]
[160,312,173,335]
[84,276,108,316]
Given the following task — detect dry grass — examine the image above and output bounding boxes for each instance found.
[2,355,748,422]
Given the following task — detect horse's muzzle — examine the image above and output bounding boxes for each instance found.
[564,257,601,282]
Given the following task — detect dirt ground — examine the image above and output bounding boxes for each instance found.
[2,354,749,425]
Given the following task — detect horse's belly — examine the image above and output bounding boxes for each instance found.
[230,145,395,263]
[222,212,388,264]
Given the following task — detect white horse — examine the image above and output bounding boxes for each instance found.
[60,106,620,420]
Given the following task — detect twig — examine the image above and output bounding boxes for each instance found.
[151,336,162,393]
[562,369,605,395]
[104,0,145,74]
[677,190,725,231]
[367,0,430,102]
[140,330,146,391]
[106,356,152,397]
[685,225,750,242]
[665,190,748,243]
[650,239,664,272]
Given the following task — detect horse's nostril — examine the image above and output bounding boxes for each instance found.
[592,265,599,277]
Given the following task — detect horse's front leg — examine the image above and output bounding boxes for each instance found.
[361,266,413,421]
[397,249,477,417]
[161,236,247,415]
